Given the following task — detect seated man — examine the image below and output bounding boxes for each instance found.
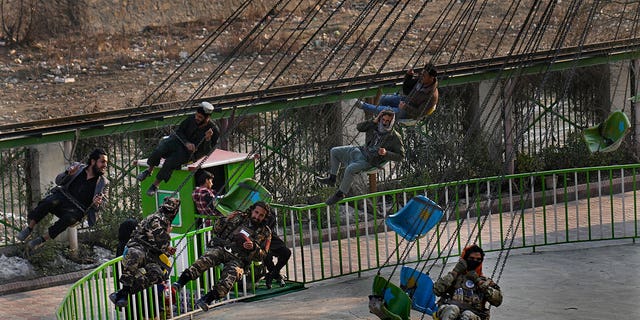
[192,169,222,228]
[137,102,219,196]
[17,148,109,250]
[172,202,272,312]
[316,110,405,205]
[357,63,439,120]
[262,211,291,289]
[109,197,180,308]
[433,245,503,320]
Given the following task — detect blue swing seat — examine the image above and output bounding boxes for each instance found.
[399,266,438,315]
[215,178,272,215]
[386,195,444,242]
[582,110,631,153]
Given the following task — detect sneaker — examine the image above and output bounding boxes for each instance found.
[172,281,183,292]
[136,169,150,182]
[28,236,45,250]
[354,100,364,109]
[325,191,345,206]
[272,273,286,287]
[109,292,128,308]
[315,174,336,186]
[146,184,158,197]
[16,227,32,242]
[196,297,209,312]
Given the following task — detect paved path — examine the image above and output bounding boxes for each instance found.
[195,241,640,320]
[0,285,70,320]
[1,240,638,319]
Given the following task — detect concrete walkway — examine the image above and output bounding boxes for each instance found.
[195,241,640,320]
[0,240,638,319]
[0,284,70,320]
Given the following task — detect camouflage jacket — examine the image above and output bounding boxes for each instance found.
[212,210,271,263]
[433,271,503,319]
[126,213,172,255]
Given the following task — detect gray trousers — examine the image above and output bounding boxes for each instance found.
[329,146,372,194]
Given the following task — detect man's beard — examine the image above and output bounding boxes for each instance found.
[93,165,105,176]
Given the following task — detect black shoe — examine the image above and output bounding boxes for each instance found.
[264,273,273,289]
[16,227,32,242]
[325,191,345,205]
[196,297,210,312]
[273,273,286,287]
[172,281,183,292]
[146,184,158,197]
[316,174,336,186]
[28,236,45,250]
[136,169,151,182]
[136,169,150,182]
[109,292,128,309]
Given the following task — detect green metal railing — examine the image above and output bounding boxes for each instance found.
[56,225,264,320]
[57,164,640,319]
[0,147,30,246]
[272,164,640,284]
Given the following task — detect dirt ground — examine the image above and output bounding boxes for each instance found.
[0,1,633,126]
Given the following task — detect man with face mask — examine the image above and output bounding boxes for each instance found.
[16,148,110,250]
[137,102,219,197]
[316,110,405,205]
[433,245,503,320]
[172,201,272,312]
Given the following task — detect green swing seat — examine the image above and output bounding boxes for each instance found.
[369,275,412,320]
[215,178,272,215]
[582,110,631,153]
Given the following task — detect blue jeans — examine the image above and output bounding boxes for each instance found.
[329,146,372,193]
[360,94,407,119]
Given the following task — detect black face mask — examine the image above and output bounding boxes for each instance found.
[466,259,482,271]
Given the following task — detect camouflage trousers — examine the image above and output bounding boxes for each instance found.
[119,246,167,294]
[436,304,482,320]
[181,246,245,298]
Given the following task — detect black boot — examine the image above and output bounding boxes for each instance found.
[172,273,191,291]
[272,272,286,287]
[264,272,273,289]
[196,291,219,312]
[109,287,130,308]
[316,174,336,186]
[325,190,345,205]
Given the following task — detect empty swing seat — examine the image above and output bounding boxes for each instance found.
[386,195,444,242]
[582,110,631,153]
[369,275,412,320]
[215,178,272,215]
[399,266,438,315]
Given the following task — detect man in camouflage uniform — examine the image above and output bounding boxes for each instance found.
[172,201,271,312]
[433,245,503,320]
[109,197,180,308]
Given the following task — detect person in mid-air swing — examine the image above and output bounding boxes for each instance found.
[137,102,219,196]
[356,63,439,120]
[316,110,405,205]
[109,197,180,308]
[433,244,503,320]
[17,148,109,250]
